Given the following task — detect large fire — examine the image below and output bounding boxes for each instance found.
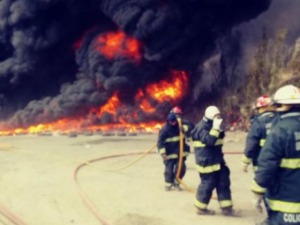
[0,70,188,136]
[96,30,141,61]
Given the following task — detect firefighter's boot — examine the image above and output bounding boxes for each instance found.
[197,208,215,215]
[221,207,240,217]
[165,184,173,191]
[173,182,182,191]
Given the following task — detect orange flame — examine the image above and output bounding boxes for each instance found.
[146,70,188,102]
[98,94,121,115]
[96,31,141,61]
[0,71,188,136]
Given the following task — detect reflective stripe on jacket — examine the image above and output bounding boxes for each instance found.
[242,111,279,166]
[157,119,194,158]
[192,117,225,173]
[253,111,300,213]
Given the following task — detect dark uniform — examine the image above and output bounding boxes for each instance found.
[252,111,300,225]
[242,111,279,171]
[243,111,279,225]
[192,117,233,210]
[157,116,194,188]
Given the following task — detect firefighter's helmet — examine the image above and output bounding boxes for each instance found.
[273,85,300,105]
[255,95,271,109]
[205,106,220,120]
[167,113,177,123]
[170,106,182,115]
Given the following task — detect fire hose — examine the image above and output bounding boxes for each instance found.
[74,143,243,225]
[0,138,243,225]
[175,117,194,192]
[0,144,29,225]
[0,142,157,225]
[73,149,158,225]
[0,202,29,225]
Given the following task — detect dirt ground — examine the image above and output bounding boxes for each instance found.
[0,131,266,225]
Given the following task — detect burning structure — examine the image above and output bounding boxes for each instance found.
[0,0,271,135]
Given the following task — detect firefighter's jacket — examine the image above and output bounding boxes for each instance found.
[157,120,194,159]
[192,117,225,173]
[242,111,279,167]
[252,111,300,214]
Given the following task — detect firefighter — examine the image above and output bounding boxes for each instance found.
[170,106,195,141]
[242,95,279,173]
[252,85,300,225]
[170,106,183,117]
[192,106,235,216]
[157,113,194,191]
[242,95,279,225]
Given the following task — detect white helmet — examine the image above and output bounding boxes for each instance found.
[205,106,220,120]
[273,85,300,104]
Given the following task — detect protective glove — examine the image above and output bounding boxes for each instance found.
[251,193,263,213]
[212,117,223,130]
[161,154,168,161]
[186,137,192,143]
[242,162,249,172]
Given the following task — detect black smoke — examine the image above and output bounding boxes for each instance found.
[197,0,300,104]
[0,0,271,129]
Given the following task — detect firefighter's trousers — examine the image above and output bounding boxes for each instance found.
[196,164,232,208]
[164,158,186,185]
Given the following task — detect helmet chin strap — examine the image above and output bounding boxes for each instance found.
[257,105,276,114]
[275,104,292,112]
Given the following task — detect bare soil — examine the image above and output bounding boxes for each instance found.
[0,131,265,225]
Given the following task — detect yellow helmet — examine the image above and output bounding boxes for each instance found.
[205,106,220,120]
[273,85,300,105]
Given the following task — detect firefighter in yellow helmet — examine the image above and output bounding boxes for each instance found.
[192,106,236,216]
[252,85,300,225]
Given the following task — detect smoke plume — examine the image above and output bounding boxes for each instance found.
[198,0,300,101]
[0,0,271,129]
